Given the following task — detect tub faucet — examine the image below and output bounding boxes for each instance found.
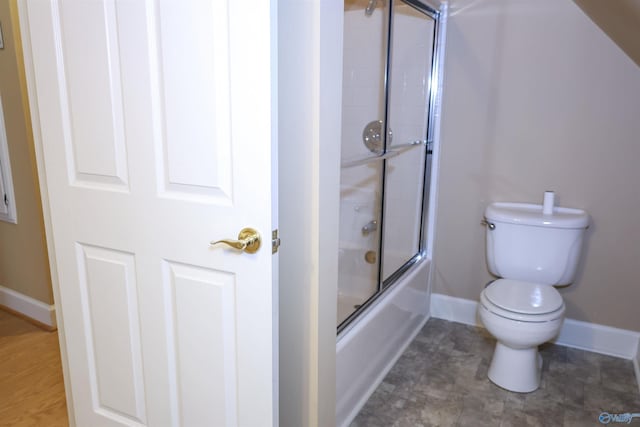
[361,220,378,236]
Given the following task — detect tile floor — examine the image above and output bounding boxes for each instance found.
[352,318,640,427]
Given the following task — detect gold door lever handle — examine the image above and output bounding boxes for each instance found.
[210,227,261,254]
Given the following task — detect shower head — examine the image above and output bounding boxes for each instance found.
[365,0,377,16]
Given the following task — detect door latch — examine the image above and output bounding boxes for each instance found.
[272,229,281,254]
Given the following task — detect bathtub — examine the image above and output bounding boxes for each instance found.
[336,257,431,426]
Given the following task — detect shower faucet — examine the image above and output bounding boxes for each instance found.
[365,0,378,16]
[361,220,378,236]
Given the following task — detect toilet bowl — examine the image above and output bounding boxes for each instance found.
[479,279,565,392]
[479,195,589,393]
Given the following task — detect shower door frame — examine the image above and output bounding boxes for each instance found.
[338,0,443,334]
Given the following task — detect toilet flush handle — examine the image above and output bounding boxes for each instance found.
[481,219,496,230]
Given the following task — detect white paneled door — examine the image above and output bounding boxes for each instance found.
[21,1,277,426]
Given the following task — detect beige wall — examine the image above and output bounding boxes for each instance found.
[574,0,640,68]
[0,0,52,304]
[433,0,640,331]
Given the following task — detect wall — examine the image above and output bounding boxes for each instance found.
[574,0,640,68]
[0,0,52,304]
[434,0,640,332]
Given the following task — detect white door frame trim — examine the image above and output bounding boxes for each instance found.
[17,3,76,423]
[277,2,342,425]
[0,95,18,224]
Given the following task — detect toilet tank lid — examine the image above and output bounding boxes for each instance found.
[485,279,564,315]
[485,202,589,229]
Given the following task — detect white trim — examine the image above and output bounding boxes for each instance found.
[0,285,56,328]
[430,292,480,326]
[0,95,18,224]
[555,318,640,359]
[424,2,447,260]
[18,2,76,424]
[430,293,640,360]
[277,2,343,426]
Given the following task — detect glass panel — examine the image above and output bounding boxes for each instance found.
[337,0,389,326]
[381,3,435,281]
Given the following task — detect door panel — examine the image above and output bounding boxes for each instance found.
[78,245,146,423]
[162,261,238,427]
[22,1,276,426]
[154,1,233,202]
[58,0,129,189]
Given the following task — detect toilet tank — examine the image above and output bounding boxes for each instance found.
[485,202,589,285]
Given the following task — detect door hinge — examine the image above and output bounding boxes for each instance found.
[3,194,7,207]
[271,229,281,254]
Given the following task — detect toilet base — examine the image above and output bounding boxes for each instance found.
[487,342,543,393]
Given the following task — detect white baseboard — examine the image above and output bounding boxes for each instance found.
[430,293,481,326]
[555,317,640,360]
[430,293,640,360]
[0,285,56,329]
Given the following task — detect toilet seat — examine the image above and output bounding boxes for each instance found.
[485,279,564,314]
[481,279,565,323]
[480,294,565,323]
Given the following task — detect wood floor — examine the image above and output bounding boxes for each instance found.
[0,309,69,427]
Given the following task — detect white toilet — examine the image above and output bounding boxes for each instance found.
[478,193,589,393]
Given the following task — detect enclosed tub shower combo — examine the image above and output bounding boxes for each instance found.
[335,1,446,425]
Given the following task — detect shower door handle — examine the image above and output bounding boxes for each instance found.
[210,227,262,254]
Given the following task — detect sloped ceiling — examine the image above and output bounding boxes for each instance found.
[573,0,640,67]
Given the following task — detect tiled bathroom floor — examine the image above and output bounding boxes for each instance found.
[351,318,640,427]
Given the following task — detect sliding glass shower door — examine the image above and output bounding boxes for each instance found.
[338,0,439,331]
[338,0,389,326]
[381,3,436,283]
